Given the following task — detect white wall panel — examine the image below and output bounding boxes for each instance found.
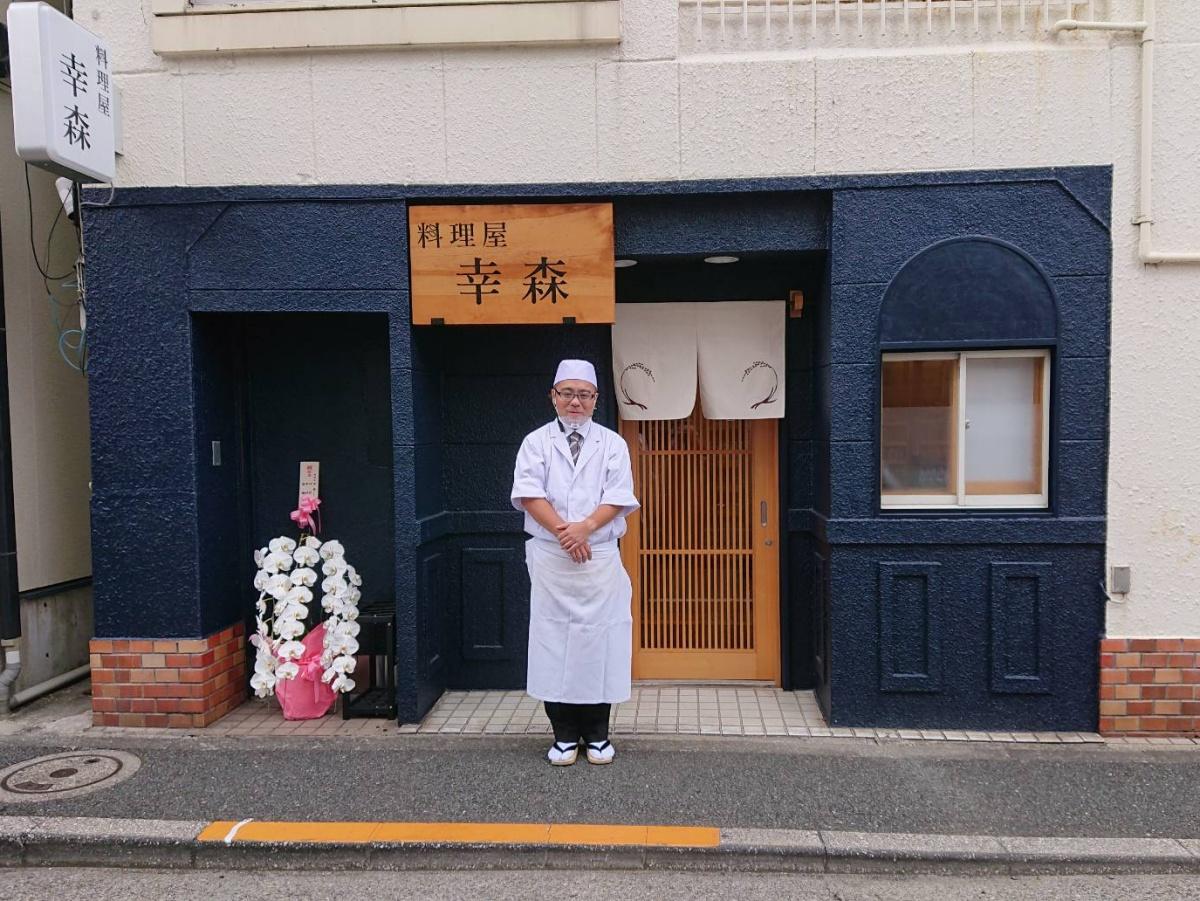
[616,0,679,62]
[181,57,317,186]
[1147,43,1200,250]
[114,72,185,186]
[313,51,447,185]
[78,0,170,74]
[973,48,1111,168]
[443,63,598,183]
[597,61,681,182]
[679,59,814,179]
[815,52,973,174]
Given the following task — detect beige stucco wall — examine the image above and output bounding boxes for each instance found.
[1106,3,1200,636]
[72,0,1200,635]
[1,0,93,591]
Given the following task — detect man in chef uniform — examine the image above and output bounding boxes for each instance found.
[511,359,640,766]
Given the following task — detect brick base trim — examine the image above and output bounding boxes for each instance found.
[90,623,247,728]
[1099,638,1200,736]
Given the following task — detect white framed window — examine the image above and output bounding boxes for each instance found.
[880,349,1050,510]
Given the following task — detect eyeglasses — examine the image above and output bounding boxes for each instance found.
[553,388,597,403]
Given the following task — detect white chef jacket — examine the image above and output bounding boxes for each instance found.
[510,419,640,543]
[511,418,640,704]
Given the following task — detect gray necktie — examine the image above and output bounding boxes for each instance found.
[568,431,583,464]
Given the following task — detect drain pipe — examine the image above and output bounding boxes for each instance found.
[1053,0,1200,264]
[0,205,22,713]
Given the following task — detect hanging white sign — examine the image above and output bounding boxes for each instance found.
[9,2,118,183]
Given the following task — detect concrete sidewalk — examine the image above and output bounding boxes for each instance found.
[2,682,1200,875]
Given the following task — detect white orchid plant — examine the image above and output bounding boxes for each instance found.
[248,498,363,699]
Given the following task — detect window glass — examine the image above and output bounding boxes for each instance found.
[964,356,1044,497]
[880,350,1049,509]
[880,358,956,496]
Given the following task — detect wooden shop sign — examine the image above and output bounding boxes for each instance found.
[409,202,615,325]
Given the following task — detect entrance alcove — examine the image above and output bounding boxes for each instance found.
[190,313,395,649]
[612,251,828,692]
[415,248,830,697]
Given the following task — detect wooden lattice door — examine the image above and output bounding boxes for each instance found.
[619,407,780,682]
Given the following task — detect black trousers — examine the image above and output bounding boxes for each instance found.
[544,702,611,744]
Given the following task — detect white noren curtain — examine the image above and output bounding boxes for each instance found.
[611,302,698,421]
[612,301,785,421]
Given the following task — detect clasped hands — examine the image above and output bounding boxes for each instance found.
[555,518,595,564]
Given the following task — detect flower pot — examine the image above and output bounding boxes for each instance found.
[274,623,336,720]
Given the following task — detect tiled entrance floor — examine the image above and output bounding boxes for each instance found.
[408,687,1110,744]
[188,686,1200,745]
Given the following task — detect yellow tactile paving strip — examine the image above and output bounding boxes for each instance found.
[196,820,720,848]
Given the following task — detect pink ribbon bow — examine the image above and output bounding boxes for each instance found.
[290,494,322,533]
[297,654,328,702]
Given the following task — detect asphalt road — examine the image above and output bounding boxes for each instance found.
[1,734,1197,839]
[4,867,1200,901]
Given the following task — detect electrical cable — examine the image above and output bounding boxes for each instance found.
[24,164,87,373]
[81,183,116,208]
[24,164,74,280]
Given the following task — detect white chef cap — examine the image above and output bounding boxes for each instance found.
[553,359,598,388]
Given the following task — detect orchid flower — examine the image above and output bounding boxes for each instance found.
[276,640,305,661]
[319,540,344,560]
[284,585,313,605]
[293,545,320,568]
[269,536,297,555]
[290,567,317,588]
[262,552,292,575]
[330,673,355,693]
[275,661,300,681]
[332,620,360,639]
[282,602,309,622]
[321,558,347,578]
[250,672,276,697]
[328,634,359,657]
[276,618,306,640]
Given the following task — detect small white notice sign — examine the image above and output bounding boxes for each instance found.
[298,461,320,505]
[9,2,117,183]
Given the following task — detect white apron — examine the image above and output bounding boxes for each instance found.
[525,537,633,704]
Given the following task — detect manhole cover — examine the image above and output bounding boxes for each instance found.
[0,750,141,803]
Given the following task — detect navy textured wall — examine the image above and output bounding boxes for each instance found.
[821,177,1110,730]
[430,325,614,689]
[85,197,436,719]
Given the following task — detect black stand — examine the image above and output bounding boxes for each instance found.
[342,599,397,719]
